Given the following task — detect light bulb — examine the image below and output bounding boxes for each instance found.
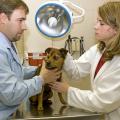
[48,17,58,27]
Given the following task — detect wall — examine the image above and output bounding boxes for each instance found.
[21,0,106,53]
[16,0,107,89]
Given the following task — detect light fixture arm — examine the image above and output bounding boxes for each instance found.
[59,0,85,20]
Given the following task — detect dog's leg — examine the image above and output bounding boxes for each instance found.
[57,76,67,105]
[37,87,44,111]
[58,93,67,105]
[29,95,38,105]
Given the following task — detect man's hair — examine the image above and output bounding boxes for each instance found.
[0,0,29,18]
[97,1,120,61]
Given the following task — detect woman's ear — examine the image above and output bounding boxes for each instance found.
[108,26,117,36]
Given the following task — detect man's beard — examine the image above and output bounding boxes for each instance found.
[12,35,22,42]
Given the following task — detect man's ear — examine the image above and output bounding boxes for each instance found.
[0,13,8,24]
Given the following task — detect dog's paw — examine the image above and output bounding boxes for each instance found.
[43,100,52,106]
[37,105,44,111]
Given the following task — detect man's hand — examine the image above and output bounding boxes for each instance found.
[35,64,42,76]
[40,62,61,84]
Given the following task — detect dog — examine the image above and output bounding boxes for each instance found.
[29,48,68,111]
[29,65,53,111]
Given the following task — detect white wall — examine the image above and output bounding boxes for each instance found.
[17,0,107,88]
[22,0,106,53]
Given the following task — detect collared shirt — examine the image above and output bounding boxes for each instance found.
[94,52,105,78]
[11,42,17,54]
[0,32,43,119]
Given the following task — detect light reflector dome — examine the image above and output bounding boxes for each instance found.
[35,1,73,38]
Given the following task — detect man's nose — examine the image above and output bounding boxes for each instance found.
[22,22,27,30]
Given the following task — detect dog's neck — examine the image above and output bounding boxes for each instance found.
[57,73,62,82]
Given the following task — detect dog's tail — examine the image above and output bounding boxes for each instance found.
[58,93,67,105]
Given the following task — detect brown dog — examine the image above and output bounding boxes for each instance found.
[29,48,68,110]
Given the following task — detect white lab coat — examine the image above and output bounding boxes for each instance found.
[63,44,120,120]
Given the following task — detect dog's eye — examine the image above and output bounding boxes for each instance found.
[53,55,60,60]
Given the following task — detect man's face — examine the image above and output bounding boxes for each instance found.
[4,8,27,42]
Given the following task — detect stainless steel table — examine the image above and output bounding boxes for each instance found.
[12,99,103,120]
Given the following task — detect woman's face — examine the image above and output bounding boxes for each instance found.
[94,16,117,45]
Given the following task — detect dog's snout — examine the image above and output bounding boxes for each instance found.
[46,61,50,65]
[45,61,51,68]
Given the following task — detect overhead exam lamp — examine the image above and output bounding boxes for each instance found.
[35,0,85,38]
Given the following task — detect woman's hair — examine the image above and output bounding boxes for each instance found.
[0,0,29,19]
[97,1,120,61]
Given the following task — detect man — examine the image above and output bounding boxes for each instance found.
[0,0,60,119]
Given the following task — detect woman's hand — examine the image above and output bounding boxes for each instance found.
[49,81,69,93]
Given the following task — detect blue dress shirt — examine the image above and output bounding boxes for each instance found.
[0,32,43,120]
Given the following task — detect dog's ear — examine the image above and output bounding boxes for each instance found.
[45,48,52,54]
[59,48,68,58]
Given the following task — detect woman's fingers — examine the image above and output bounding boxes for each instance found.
[49,82,69,93]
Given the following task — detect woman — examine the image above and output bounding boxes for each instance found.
[51,1,120,120]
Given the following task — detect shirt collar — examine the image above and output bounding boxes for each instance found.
[0,32,11,48]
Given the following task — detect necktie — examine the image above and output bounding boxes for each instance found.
[11,42,17,54]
